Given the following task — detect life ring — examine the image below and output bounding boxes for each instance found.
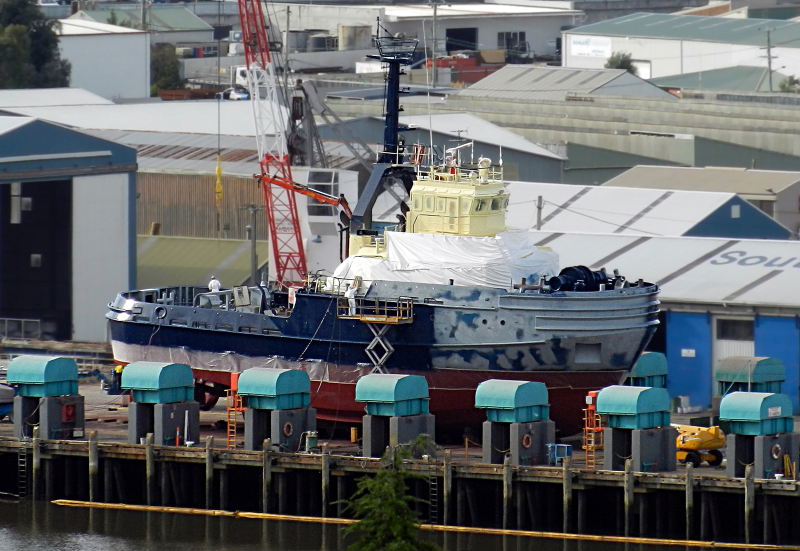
[283,422,293,437]
[155,306,167,319]
[772,444,782,459]
[521,434,532,449]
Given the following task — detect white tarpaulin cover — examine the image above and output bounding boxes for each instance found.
[330,231,559,290]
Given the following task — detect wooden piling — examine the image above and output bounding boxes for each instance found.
[113,461,128,504]
[763,494,771,544]
[88,430,98,502]
[443,449,452,526]
[685,463,693,540]
[336,475,345,518]
[577,490,586,534]
[45,457,55,502]
[32,426,41,501]
[623,459,633,537]
[104,458,113,503]
[503,455,512,530]
[321,443,330,518]
[219,468,229,511]
[262,439,272,514]
[744,465,756,543]
[205,436,214,510]
[700,487,708,541]
[145,433,155,506]
[562,456,572,534]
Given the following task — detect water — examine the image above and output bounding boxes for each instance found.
[0,500,700,551]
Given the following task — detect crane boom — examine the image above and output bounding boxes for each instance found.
[236,0,306,286]
[254,173,352,218]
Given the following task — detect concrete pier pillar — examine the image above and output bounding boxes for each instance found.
[262,438,272,514]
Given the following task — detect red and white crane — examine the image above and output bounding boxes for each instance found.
[236,0,306,286]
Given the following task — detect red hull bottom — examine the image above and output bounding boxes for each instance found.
[306,369,624,437]
[194,365,625,437]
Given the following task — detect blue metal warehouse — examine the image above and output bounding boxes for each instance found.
[528,231,800,413]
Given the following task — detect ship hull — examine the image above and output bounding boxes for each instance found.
[108,279,658,436]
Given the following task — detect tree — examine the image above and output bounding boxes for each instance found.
[780,75,800,93]
[0,0,70,88]
[605,51,638,76]
[150,44,185,96]
[343,446,439,551]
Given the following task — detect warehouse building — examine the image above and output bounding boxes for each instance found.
[563,13,800,80]
[506,181,792,239]
[530,231,800,413]
[0,115,137,343]
[57,19,150,100]
[318,112,565,184]
[604,166,800,237]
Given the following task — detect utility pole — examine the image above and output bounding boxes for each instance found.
[767,29,773,92]
[240,204,264,285]
[762,27,777,92]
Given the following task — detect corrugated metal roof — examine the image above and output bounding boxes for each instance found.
[604,166,800,198]
[384,3,581,20]
[505,181,737,236]
[71,7,212,32]
[649,66,791,92]
[530,231,800,308]
[398,113,565,160]
[568,13,800,47]
[137,235,269,288]
[457,65,627,101]
[59,19,145,35]
[0,88,111,108]
[5,100,281,136]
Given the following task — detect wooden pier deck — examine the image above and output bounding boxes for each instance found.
[1,433,799,546]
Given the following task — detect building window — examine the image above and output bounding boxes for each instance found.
[498,32,525,50]
[716,319,754,341]
[306,172,338,217]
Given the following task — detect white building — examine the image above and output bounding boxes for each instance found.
[58,20,150,100]
[563,13,800,80]
[267,1,582,58]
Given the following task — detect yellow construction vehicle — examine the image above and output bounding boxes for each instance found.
[673,424,726,468]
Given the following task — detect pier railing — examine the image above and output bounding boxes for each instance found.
[0,318,41,341]
[336,296,414,324]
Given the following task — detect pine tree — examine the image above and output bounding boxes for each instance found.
[343,446,440,551]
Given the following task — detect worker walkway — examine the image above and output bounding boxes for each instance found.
[335,296,414,324]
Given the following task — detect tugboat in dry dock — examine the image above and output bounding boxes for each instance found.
[106,36,660,436]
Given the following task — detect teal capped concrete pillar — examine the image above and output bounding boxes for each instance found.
[237,368,316,452]
[355,374,434,458]
[7,355,84,440]
[475,380,555,466]
[121,362,199,446]
[596,386,676,473]
[719,392,797,479]
[716,357,785,396]
[625,352,668,388]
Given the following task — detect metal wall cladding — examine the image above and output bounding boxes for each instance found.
[137,172,269,241]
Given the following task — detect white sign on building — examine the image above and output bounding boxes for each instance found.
[570,36,611,58]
